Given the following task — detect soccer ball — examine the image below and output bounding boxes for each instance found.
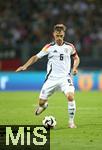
[42,116,57,128]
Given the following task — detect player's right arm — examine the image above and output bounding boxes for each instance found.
[16,44,50,72]
[16,55,39,72]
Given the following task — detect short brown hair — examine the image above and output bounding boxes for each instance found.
[54,24,66,32]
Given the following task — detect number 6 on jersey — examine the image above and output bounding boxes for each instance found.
[60,54,64,60]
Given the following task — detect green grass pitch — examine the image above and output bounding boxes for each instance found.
[0,91,102,150]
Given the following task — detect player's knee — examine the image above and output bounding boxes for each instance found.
[67,93,74,101]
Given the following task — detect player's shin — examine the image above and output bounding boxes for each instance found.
[68,100,76,128]
[35,102,48,115]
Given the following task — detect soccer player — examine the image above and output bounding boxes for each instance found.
[16,24,80,128]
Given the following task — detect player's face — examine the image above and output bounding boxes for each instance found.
[53,30,65,45]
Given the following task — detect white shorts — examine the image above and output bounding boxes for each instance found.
[39,76,75,100]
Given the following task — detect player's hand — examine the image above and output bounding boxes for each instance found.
[72,67,78,75]
[16,66,27,72]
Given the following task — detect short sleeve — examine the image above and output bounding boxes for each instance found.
[36,44,51,58]
[70,44,76,55]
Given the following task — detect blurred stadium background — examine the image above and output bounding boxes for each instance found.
[0,0,102,69]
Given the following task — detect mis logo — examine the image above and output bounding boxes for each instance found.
[0,125,50,150]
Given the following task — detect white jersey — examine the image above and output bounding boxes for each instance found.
[36,41,76,78]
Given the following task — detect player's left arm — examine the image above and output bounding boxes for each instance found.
[72,52,80,75]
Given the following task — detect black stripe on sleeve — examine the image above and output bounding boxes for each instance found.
[71,52,77,57]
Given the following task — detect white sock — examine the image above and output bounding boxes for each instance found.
[35,102,48,115]
[68,100,76,124]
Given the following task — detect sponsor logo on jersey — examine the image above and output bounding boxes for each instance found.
[53,50,57,53]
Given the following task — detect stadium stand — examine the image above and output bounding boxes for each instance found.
[0,0,102,70]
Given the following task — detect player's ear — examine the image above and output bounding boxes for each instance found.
[53,32,55,38]
[63,31,65,37]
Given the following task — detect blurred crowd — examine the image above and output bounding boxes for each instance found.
[0,0,102,69]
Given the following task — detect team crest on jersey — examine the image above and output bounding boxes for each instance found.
[64,48,68,53]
